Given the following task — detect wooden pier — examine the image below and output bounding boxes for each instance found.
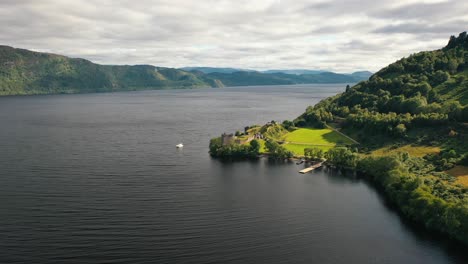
[299,161,325,174]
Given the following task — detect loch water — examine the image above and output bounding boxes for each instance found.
[0,85,466,263]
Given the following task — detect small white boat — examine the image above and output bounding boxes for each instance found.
[176,143,184,148]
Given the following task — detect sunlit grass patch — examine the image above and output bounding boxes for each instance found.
[283,128,354,145]
[258,139,267,154]
[446,166,468,187]
[371,145,440,157]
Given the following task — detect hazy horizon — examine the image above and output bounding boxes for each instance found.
[0,0,466,72]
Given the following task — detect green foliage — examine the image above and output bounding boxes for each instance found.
[425,148,465,171]
[0,46,217,95]
[209,137,260,159]
[301,107,332,128]
[357,155,468,245]
[260,123,289,141]
[249,139,261,153]
[282,120,294,130]
[325,147,359,169]
[394,123,407,136]
[291,32,468,245]
[304,147,324,160]
[265,140,293,159]
[295,32,468,139]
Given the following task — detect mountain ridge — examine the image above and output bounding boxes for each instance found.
[181,66,373,77]
[0,46,372,96]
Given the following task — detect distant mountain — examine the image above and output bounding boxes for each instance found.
[261,69,326,75]
[181,67,373,78]
[204,71,368,86]
[180,67,253,74]
[347,71,373,79]
[0,46,372,96]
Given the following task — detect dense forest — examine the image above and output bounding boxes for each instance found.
[0,46,369,96]
[294,32,468,245]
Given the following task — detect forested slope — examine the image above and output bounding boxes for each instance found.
[294,32,468,245]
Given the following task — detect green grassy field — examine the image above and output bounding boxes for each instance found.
[280,128,355,156]
[283,128,355,145]
[258,139,267,153]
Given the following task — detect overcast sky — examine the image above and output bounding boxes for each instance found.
[0,0,466,72]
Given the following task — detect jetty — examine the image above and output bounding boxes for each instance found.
[299,160,325,174]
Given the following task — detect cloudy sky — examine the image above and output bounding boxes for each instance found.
[0,0,466,72]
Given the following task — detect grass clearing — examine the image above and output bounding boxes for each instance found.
[446,166,468,187]
[279,128,355,156]
[371,145,440,157]
[258,139,267,153]
[283,128,355,145]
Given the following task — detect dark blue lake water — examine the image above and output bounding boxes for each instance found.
[0,84,466,263]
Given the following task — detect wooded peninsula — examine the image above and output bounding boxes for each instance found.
[210,32,468,246]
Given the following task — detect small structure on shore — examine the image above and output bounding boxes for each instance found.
[299,160,325,174]
[221,132,264,146]
[221,133,235,145]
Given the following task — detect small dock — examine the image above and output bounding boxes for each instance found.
[299,161,325,174]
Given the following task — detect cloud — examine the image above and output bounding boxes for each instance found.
[0,0,466,72]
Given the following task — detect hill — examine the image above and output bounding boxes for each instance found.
[296,32,468,134]
[0,47,372,96]
[210,31,468,247]
[262,69,326,75]
[347,71,373,79]
[184,67,372,83]
[0,46,220,95]
[293,32,468,245]
[204,71,367,87]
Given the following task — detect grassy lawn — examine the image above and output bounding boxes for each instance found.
[243,127,357,156]
[278,128,355,156]
[283,128,355,145]
[446,166,468,187]
[283,143,333,156]
[258,139,267,153]
[371,145,440,157]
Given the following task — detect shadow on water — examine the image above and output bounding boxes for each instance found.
[324,166,468,262]
[215,159,468,262]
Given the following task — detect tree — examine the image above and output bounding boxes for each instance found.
[432,70,450,85]
[325,147,359,169]
[304,147,324,160]
[282,120,294,130]
[394,123,407,136]
[448,60,458,74]
[249,139,260,154]
[265,140,293,159]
